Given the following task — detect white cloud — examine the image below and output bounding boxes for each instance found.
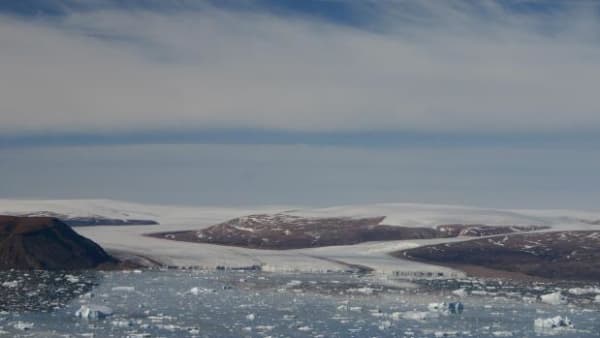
[1,1,600,133]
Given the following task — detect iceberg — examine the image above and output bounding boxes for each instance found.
[540,292,567,305]
[13,321,34,331]
[534,316,574,334]
[428,302,463,314]
[75,305,114,319]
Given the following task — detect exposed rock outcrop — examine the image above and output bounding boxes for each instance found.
[149,213,546,250]
[0,216,117,270]
[397,231,600,281]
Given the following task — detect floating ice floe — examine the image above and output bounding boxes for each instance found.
[2,281,19,288]
[348,287,374,295]
[111,319,133,327]
[246,313,256,321]
[492,331,514,337]
[65,275,80,283]
[286,280,302,287]
[452,288,468,297]
[595,295,600,303]
[378,320,392,330]
[540,292,567,305]
[156,324,180,332]
[428,302,464,315]
[112,286,135,292]
[13,321,34,331]
[567,287,600,296]
[189,287,215,295]
[534,316,574,335]
[393,311,434,321]
[75,305,114,319]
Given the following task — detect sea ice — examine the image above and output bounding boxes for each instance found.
[428,302,464,314]
[65,275,80,283]
[13,321,34,330]
[111,319,133,327]
[2,281,19,288]
[452,288,468,297]
[112,286,136,292]
[189,287,215,295]
[534,316,574,334]
[348,287,374,295]
[378,320,392,330]
[567,287,600,296]
[394,311,433,321]
[540,292,567,305]
[75,304,114,319]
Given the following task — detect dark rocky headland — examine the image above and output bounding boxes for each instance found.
[0,215,119,270]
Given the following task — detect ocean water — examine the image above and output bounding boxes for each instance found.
[0,270,599,337]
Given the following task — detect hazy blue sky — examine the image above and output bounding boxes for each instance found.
[1,1,600,209]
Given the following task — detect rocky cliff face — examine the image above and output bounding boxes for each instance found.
[0,216,117,270]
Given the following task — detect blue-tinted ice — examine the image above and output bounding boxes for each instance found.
[1,270,599,337]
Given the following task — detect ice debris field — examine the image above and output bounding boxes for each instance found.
[1,270,600,337]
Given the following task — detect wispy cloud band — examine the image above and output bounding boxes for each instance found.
[2,0,600,134]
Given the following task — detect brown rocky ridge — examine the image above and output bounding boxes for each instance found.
[0,215,119,270]
[148,213,548,250]
[396,231,600,281]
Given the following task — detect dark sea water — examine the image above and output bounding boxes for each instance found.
[0,270,599,337]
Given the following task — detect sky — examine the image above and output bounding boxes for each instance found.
[1,0,600,209]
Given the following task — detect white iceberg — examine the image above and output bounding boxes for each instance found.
[348,287,374,295]
[428,302,463,314]
[2,281,19,288]
[13,321,34,331]
[65,274,80,283]
[540,292,567,305]
[75,305,114,319]
[112,286,135,292]
[534,316,574,334]
[393,311,434,321]
[378,320,392,330]
[111,319,133,327]
[452,288,468,297]
[189,287,215,295]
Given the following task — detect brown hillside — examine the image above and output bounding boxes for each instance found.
[0,216,117,270]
